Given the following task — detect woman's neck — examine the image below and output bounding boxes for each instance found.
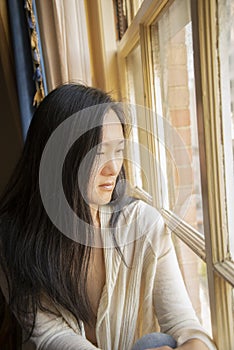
[90,205,100,227]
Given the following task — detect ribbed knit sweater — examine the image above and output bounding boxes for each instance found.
[2,200,217,350]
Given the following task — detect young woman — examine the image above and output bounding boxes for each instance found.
[0,84,217,350]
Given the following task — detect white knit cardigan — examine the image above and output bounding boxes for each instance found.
[3,200,217,350]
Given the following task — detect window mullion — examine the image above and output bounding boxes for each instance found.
[214,261,234,288]
[161,208,206,260]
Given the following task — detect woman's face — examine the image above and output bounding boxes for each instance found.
[87,109,124,209]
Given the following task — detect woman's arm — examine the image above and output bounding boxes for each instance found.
[146,338,209,350]
[150,225,217,350]
[30,306,101,350]
[0,265,100,350]
[176,338,210,349]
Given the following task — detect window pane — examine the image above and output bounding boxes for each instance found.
[218,0,234,261]
[126,45,153,195]
[151,0,204,233]
[174,237,212,335]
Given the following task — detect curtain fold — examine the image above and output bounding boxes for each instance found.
[0,0,23,194]
[0,1,24,348]
[7,0,47,139]
[0,1,22,141]
[7,0,36,140]
[35,0,91,92]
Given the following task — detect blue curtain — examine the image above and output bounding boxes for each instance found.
[7,0,47,140]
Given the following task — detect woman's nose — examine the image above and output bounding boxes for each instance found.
[101,158,121,176]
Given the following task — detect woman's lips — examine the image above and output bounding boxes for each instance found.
[99,182,115,191]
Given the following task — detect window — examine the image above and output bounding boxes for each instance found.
[116,0,234,347]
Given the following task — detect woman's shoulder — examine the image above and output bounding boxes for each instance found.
[119,198,168,255]
[122,198,165,234]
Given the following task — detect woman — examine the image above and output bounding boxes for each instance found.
[0,84,217,350]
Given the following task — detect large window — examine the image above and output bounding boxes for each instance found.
[116,0,234,348]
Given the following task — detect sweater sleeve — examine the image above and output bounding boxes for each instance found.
[30,308,102,350]
[0,265,101,350]
[152,227,217,350]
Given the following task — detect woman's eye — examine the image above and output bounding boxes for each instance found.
[96,147,124,157]
[116,148,124,154]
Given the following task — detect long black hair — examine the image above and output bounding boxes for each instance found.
[0,83,127,338]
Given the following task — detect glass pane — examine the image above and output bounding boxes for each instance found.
[174,237,212,336]
[218,0,234,261]
[126,45,153,195]
[151,0,204,233]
